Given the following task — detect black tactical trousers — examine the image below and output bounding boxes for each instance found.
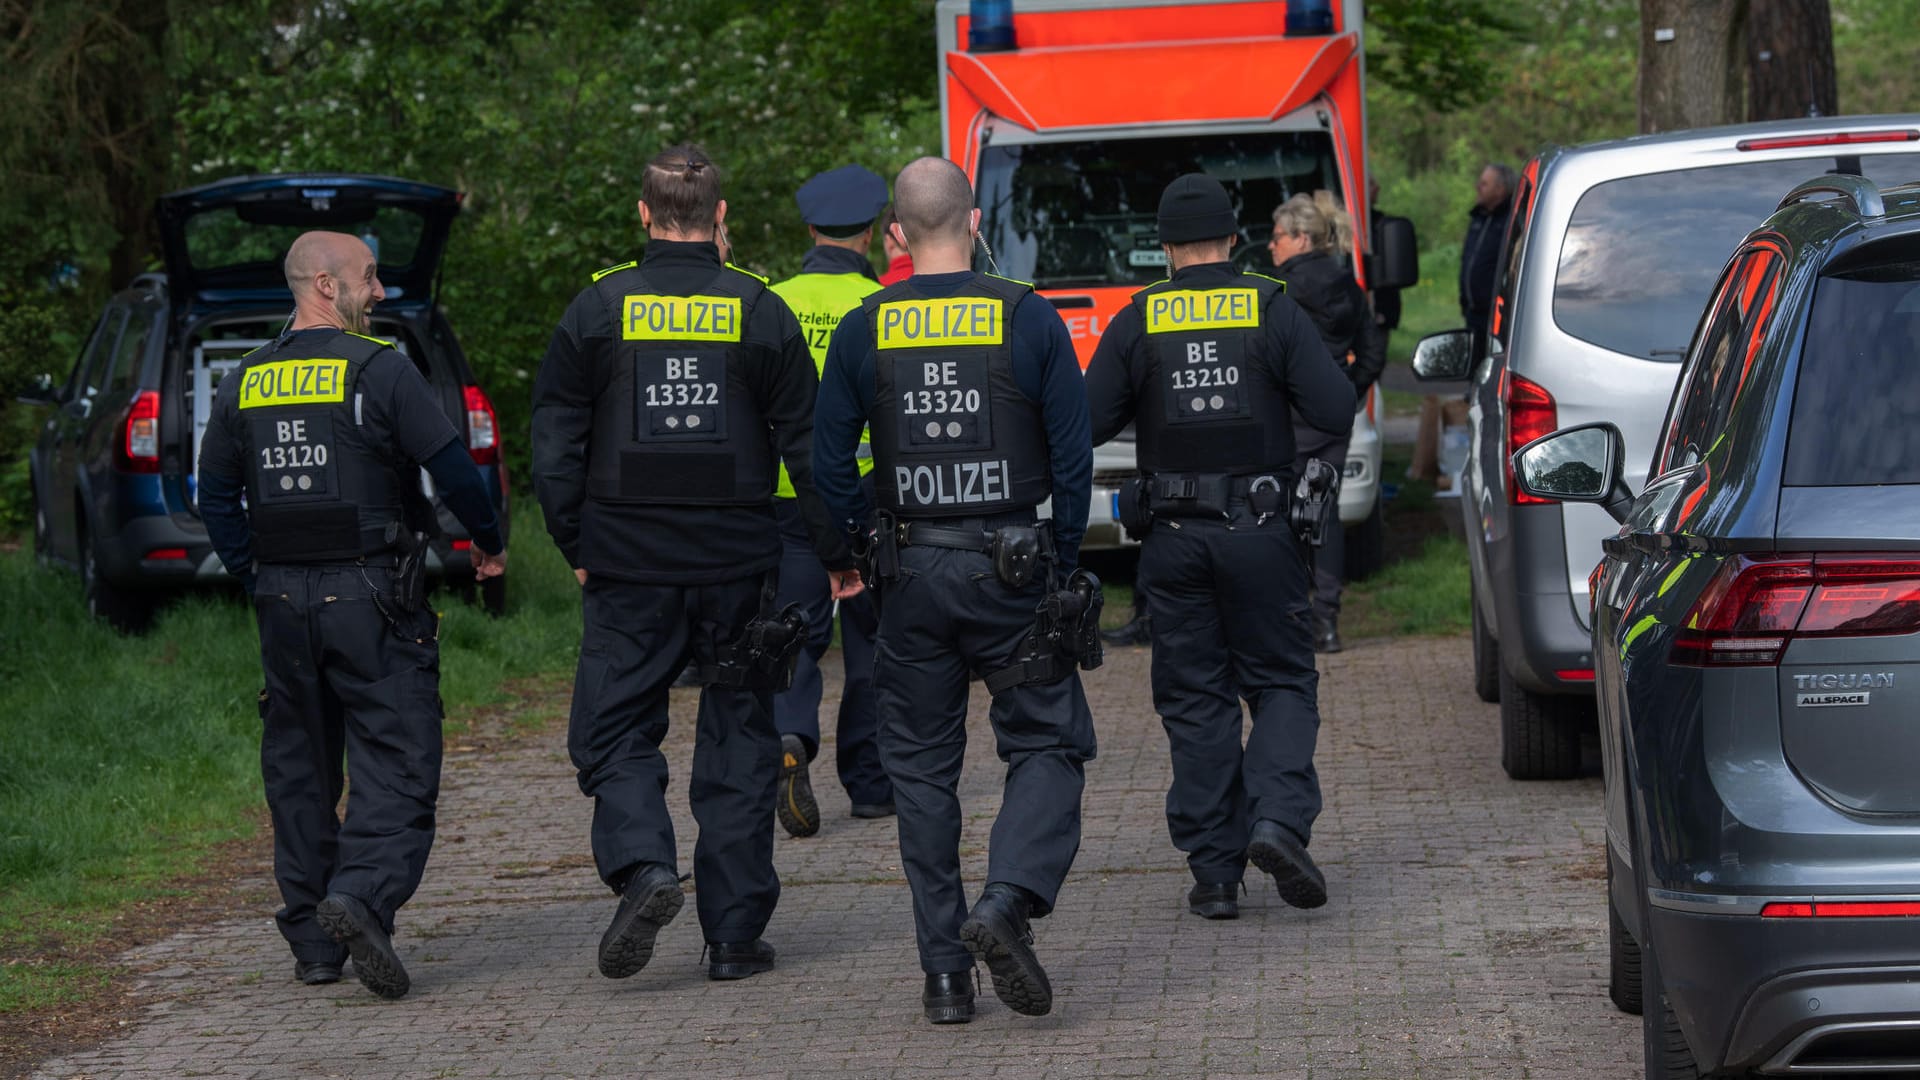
[873,542,1097,975]
[254,563,443,964]
[1138,506,1323,884]
[771,499,890,805]
[568,574,780,943]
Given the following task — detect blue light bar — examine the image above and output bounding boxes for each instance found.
[1285,0,1334,35]
[968,0,1016,52]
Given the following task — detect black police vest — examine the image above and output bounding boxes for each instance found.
[1129,273,1294,476]
[236,331,410,563]
[863,274,1050,518]
[586,264,776,506]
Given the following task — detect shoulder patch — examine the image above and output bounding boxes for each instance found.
[1243,271,1288,292]
[984,271,1035,289]
[591,260,638,282]
[726,262,770,285]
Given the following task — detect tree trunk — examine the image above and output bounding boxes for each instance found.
[1747,0,1837,121]
[1639,0,1749,134]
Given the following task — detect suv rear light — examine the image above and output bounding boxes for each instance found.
[1736,130,1919,151]
[463,385,499,465]
[118,390,162,473]
[1504,372,1557,505]
[1671,555,1920,666]
[1763,901,1920,918]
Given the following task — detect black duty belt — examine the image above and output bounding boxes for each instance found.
[894,521,996,553]
[261,553,401,569]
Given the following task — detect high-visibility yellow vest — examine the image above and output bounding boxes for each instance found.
[768,271,880,497]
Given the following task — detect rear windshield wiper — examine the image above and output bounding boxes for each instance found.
[1648,346,1688,358]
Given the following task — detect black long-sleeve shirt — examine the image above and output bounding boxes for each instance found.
[198,327,503,592]
[1085,261,1354,459]
[814,271,1092,571]
[531,239,850,584]
[1274,250,1388,399]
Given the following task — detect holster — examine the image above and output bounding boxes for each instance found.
[1116,476,1153,541]
[983,568,1105,696]
[391,529,429,614]
[1146,472,1230,518]
[1289,459,1341,548]
[703,577,810,691]
[990,524,1047,589]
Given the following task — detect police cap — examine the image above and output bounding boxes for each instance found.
[1157,173,1238,244]
[796,164,890,239]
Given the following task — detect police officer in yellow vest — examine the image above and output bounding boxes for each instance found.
[766,164,896,838]
[531,145,857,983]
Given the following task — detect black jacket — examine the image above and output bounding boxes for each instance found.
[1459,198,1512,324]
[1274,250,1386,400]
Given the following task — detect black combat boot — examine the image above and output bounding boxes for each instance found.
[1246,820,1328,909]
[315,893,410,1000]
[777,734,821,838]
[598,863,684,979]
[707,938,777,980]
[923,970,976,1024]
[1186,881,1240,920]
[959,883,1053,1016]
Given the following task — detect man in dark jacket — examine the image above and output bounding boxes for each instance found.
[1459,164,1516,348]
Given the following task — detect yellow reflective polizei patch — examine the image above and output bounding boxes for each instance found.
[236,358,349,410]
[875,298,1003,350]
[620,295,743,342]
[1143,288,1261,335]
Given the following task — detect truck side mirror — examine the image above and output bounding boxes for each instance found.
[1511,422,1637,523]
[1411,330,1474,381]
[1366,215,1418,290]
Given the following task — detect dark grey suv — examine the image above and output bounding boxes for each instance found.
[18,174,510,629]
[1510,174,1920,1077]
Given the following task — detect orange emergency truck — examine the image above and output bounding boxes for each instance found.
[935,0,1415,563]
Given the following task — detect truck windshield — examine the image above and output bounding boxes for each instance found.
[976,131,1343,289]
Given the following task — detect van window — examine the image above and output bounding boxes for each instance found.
[103,306,154,395]
[1784,260,1920,486]
[976,130,1342,289]
[1553,153,1920,362]
[1657,247,1781,475]
[65,308,127,401]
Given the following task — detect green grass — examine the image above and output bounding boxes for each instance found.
[1386,245,1469,366]
[0,505,583,1013]
[1344,534,1471,639]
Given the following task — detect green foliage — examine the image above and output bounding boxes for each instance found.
[1366,0,1529,113]
[0,502,582,1010]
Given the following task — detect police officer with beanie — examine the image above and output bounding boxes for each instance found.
[814,157,1097,1024]
[765,164,895,838]
[1085,174,1353,921]
[532,144,857,983]
[198,231,508,1000]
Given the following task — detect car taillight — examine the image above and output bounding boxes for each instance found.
[463,385,498,465]
[1671,555,1920,667]
[1504,372,1556,505]
[1763,901,1920,918]
[119,390,161,473]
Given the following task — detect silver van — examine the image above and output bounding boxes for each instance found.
[1416,115,1920,779]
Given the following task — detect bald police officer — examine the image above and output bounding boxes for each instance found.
[1085,174,1354,920]
[532,144,857,983]
[766,164,895,838]
[815,157,1097,1025]
[198,231,508,1000]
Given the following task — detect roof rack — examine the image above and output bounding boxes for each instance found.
[1778,174,1886,220]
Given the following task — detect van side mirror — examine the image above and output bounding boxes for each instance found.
[15,372,58,406]
[1411,330,1475,381]
[1366,215,1418,290]
[1511,422,1636,523]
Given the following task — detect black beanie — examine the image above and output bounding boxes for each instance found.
[1157,173,1238,244]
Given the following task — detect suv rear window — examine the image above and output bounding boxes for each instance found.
[182,205,426,274]
[1784,260,1920,486]
[1554,153,1920,362]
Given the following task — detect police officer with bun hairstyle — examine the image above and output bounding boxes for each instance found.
[1084,174,1354,922]
[532,144,857,984]
[765,164,896,838]
[198,231,508,1000]
[814,156,1097,1025]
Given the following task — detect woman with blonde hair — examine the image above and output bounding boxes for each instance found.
[1266,190,1384,653]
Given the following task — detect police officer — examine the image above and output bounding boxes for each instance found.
[814,157,1096,1025]
[531,144,857,983]
[1084,174,1354,921]
[765,164,895,838]
[198,231,508,1000]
